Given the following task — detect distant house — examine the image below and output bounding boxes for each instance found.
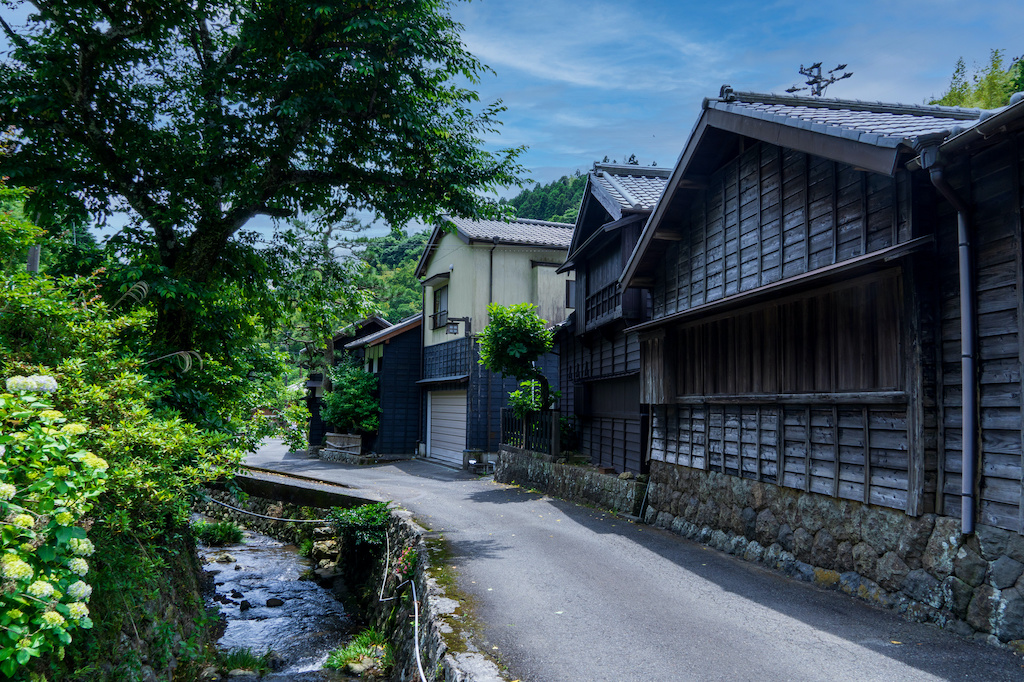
[414,215,575,467]
[306,315,391,446]
[622,86,1024,640]
[344,313,423,456]
[556,163,669,473]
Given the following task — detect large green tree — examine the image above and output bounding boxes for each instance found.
[0,0,523,352]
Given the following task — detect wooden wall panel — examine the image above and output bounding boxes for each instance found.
[651,401,912,512]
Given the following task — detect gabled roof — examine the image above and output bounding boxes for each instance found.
[332,315,391,343]
[708,89,981,149]
[590,163,670,215]
[558,164,668,274]
[345,313,422,349]
[620,86,989,289]
[415,215,573,278]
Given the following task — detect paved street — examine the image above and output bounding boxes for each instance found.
[248,441,1024,682]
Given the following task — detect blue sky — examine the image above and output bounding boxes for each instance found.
[451,0,1024,189]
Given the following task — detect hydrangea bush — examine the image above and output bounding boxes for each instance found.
[0,376,107,677]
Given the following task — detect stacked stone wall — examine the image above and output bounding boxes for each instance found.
[496,448,648,517]
[647,461,1024,648]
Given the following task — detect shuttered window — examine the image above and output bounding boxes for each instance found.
[675,270,902,396]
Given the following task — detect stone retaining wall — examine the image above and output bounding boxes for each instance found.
[646,461,1024,649]
[495,447,648,517]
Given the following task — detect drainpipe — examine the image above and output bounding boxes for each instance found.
[917,138,977,535]
[487,237,499,451]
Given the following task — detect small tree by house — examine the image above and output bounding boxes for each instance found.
[320,360,379,435]
[478,302,554,407]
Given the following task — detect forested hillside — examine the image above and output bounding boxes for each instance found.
[504,172,588,223]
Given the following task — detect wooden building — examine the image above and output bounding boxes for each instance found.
[345,313,423,456]
[619,88,1024,638]
[556,163,669,473]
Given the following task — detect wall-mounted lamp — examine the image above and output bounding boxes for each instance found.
[445,316,471,336]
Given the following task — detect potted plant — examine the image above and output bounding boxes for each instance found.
[320,359,380,454]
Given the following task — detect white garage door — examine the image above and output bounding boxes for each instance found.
[428,390,467,467]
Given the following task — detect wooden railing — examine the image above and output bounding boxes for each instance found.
[500,408,560,456]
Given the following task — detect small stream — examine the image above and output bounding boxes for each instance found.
[199,529,352,681]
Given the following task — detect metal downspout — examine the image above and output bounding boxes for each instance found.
[487,238,498,451]
[922,149,977,535]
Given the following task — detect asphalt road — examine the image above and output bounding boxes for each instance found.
[247,442,1024,682]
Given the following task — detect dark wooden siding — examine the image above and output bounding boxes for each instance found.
[937,132,1024,533]
[675,272,903,396]
[652,142,912,317]
[372,329,422,455]
[652,402,913,509]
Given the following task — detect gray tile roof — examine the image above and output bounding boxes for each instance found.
[445,216,573,248]
[709,89,984,149]
[591,163,670,211]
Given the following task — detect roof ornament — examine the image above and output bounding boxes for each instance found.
[719,84,736,102]
[786,62,853,96]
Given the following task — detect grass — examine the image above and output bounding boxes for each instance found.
[323,627,392,671]
[220,647,274,675]
[193,520,244,546]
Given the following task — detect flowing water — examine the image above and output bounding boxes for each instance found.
[199,529,352,681]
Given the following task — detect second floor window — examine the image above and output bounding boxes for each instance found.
[432,285,448,329]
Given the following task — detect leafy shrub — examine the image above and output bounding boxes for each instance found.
[324,627,391,672]
[192,521,244,546]
[320,360,379,434]
[327,502,391,548]
[280,401,310,452]
[0,378,107,677]
[507,379,560,419]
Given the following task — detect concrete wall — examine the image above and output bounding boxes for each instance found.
[645,461,1024,649]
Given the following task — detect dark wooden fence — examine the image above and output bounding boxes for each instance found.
[500,409,560,456]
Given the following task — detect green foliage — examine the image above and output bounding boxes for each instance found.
[931,50,1023,108]
[280,401,311,452]
[320,361,380,434]
[0,259,244,675]
[220,647,275,675]
[269,219,371,378]
[0,0,524,353]
[506,172,588,223]
[0,383,107,677]
[478,303,553,383]
[192,521,244,546]
[297,538,314,558]
[328,502,391,548]
[508,380,560,419]
[349,229,430,323]
[324,627,392,672]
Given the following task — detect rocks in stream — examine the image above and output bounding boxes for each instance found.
[265,597,285,607]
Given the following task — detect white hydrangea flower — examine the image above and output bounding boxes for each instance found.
[66,602,89,620]
[68,538,94,557]
[68,558,88,576]
[26,580,54,598]
[1,556,33,580]
[0,484,15,500]
[11,514,34,529]
[40,611,65,628]
[67,580,92,601]
[4,375,58,393]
